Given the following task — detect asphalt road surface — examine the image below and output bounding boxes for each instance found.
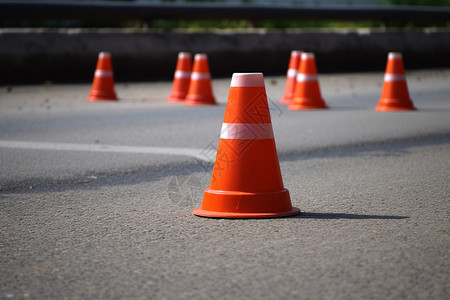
[1,69,449,299]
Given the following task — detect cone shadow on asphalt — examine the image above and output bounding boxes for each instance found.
[292,212,409,219]
[191,212,409,220]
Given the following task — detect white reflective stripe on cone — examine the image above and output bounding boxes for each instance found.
[388,52,402,60]
[191,72,211,80]
[194,53,208,60]
[297,74,318,82]
[301,53,315,60]
[99,52,111,58]
[230,73,264,87]
[384,74,406,82]
[220,123,274,140]
[95,70,113,77]
[174,71,191,79]
[287,69,298,78]
[178,52,191,59]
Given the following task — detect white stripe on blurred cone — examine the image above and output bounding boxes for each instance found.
[167,52,192,103]
[280,50,303,105]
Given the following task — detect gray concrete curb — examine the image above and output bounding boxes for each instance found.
[1,28,449,83]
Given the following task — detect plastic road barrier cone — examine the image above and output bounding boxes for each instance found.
[280,50,302,105]
[184,53,217,106]
[167,52,192,103]
[193,73,301,218]
[87,52,118,101]
[376,52,416,111]
[288,52,328,110]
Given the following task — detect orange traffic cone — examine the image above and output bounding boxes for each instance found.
[376,52,416,111]
[184,53,217,106]
[288,52,327,110]
[167,52,192,103]
[280,50,302,105]
[87,52,118,101]
[193,73,301,218]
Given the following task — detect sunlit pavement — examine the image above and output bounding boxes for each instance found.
[1,70,449,299]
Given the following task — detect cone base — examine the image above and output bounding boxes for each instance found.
[194,188,300,219]
[288,97,328,110]
[167,91,187,103]
[87,92,118,101]
[280,97,293,105]
[87,96,118,101]
[375,92,416,111]
[193,206,300,218]
[375,99,416,111]
[375,106,416,111]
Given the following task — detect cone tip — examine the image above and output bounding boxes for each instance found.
[230,73,265,87]
[301,52,315,60]
[99,52,111,58]
[388,52,402,60]
[291,50,303,57]
[178,52,191,59]
[194,53,208,60]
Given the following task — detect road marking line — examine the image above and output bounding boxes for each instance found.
[0,140,214,162]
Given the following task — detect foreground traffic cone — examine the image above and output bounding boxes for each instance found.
[184,53,217,106]
[288,52,327,110]
[376,52,416,111]
[193,73,300,218]
[87,52,118,101]
[280,50,302,104]
[167,52,192,103]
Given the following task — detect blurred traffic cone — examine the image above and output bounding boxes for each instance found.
[87,52,118,101]
[280,50,302,104]
[167,52,192,103]
[193,73,300,218]
[376,52,416,111]
[184,53,217,106]
[288,52,327,110]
